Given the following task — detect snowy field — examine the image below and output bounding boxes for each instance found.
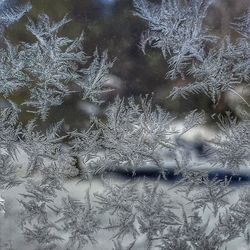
[1,171,250,250]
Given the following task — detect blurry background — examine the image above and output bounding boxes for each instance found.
[3,0,250,130]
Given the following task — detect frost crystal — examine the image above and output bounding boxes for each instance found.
[134,0,216,79]
[0,2,249,250]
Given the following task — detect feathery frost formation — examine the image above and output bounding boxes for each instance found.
[0,0,31,30]
[0,14,114,120]
[0,1,250,249]
[134,0,250,106]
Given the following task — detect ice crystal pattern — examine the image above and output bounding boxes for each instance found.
[0,2,250,250]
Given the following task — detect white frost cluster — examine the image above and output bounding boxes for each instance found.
[0,1,250,250]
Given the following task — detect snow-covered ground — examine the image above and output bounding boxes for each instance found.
[1,127,250,250]
[0,173,250,250]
